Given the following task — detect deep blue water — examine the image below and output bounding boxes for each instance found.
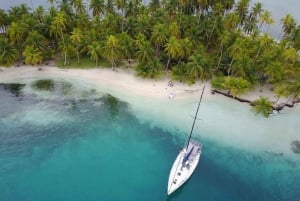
[0,82,300,201]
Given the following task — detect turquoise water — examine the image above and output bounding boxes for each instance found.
[0,82,300,201]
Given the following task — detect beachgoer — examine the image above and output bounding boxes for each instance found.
[168,92,175,99]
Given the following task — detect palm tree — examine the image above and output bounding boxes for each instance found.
[234,0,250,26]
[227,77,251,97]
[180,37,193,60]
[252,33,272,67]
[118,32,134,62]
[223,0,234,11]
[87,41,102,67]
[25,31,48,52]
[0,37,19,66]
[136,40,155,64]
[102,35,122,69]
[168,21,180,38]
[106,0,115,14]
[34,5,45,23]
[252,96,273,117]
[136,58,164,78]
[227,37,245,76]
[71,0,86,15]
[115,0,127,31]
[7,22,25,44]
[165,36,183,70]
[58,35,75,66]
[51,11,67,39]
[286,25,300,50]
[187,54,204,80]
[8,4,30,22]
[23,45,43,65]
[217,31,230,70]
[249,2,263,22]
[135,33,147,48]
[70,28,84,63]
[187,49,212,80]
[264,62,284,83]
[259,10,274,32]
[89,0,105,16]
[224,12,240,32]
[50,11,68,65]
[197,0,209,15]
[280,14,296,38]
[213,76,251,97]
[151,23,168,57]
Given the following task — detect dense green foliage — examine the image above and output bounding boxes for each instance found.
[0,0,299,105]
[252,96,273,117]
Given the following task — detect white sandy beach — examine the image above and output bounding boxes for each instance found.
[0,66,299,157]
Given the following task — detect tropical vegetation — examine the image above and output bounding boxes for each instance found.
[0,0,299,116]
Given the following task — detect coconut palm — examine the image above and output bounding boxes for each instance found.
[187,48,212,80]
[115,0,127,31]
[87,41,102,67]
[224,12,240,32]
[50,11,67,39]
[286,25,300,50]
[0,37,19,66]
[136,40,155,64]
[136,58,164,79]
[165,36,183,70]
[23,45,43,65]
[7,22,25,44]
[217,31,230,70]
[25,31,48,51]
[90,0,105,16]
[259,10,274,32]
[70,28,84,63]
[234,0,250,26]
[252,96,273,117]
[264,62,284,83]
[102,35,122,69]
[281,14,296,38]
[58,35,75,66]
[118,32,135,62]
[151,23,168,57]
[34,5,45,23]
[180,37,193,60]
[227,76,251,97]
[168,21,180,38]
[249,2,263,22]
[71,0,86,14]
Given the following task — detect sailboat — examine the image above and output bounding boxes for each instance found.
[167,86,205,195]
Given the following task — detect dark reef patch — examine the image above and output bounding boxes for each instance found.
[291,140,300,154]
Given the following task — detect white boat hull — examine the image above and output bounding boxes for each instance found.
[167,140,201,195]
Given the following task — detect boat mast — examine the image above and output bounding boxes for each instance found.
[185,85,205,151]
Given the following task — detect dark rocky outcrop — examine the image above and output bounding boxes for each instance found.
[291,141,300,154]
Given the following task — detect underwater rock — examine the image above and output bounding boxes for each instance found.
[291,140,300,154]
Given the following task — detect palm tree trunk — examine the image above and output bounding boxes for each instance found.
[216,45,223,71]
[227,59,234,76]
[206,19,217,50]
[77,48,80,64]
[64,52,67,66]
[166,55,171,72]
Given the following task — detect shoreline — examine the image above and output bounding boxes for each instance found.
[0,65,294,104]
[1,66,299,157]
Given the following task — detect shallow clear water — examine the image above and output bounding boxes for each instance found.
[0,82,299,201]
